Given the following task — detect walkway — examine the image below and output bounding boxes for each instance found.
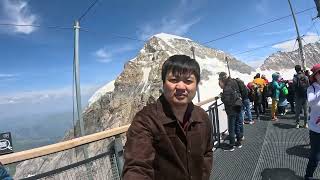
[211,110,320,180]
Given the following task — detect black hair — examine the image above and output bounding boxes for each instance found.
[295,65,302,72]
[218,72,228,81]
[254,73,260,79]
[161,55,200,84]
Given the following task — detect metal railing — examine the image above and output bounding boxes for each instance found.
[206,97,224,148]
[0,97,226,179]
[0,125,129,179]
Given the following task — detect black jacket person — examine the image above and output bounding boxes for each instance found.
[218,72,243,151]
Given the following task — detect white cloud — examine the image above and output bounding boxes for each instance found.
[0,73,19,82]
[1,0,38,34]
[94,44,135,63]
[0,73,17,78]
[0,84,103,118]
[137,0,202,40]
[255,0,269,16]
[0,84,99,105]
[139,17,201,40]
[95,48,112,62]
[272,32,320,52]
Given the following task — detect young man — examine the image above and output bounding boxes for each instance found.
[218,72,243,151]
[293,65,309,128]
[123,55,213,180]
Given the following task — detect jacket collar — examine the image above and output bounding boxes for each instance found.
[157,95,201,125]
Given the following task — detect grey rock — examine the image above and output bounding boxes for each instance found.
[260,42,320,70]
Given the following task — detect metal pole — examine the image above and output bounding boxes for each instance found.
[209,105,217,144]
[225,57,231,77]
[73,20,93,180]
[214,100,221,147]
[74,21,85,137]
[288,0,306,70]
[191,46,201,102]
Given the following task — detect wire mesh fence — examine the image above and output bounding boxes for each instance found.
[19,151,121,180]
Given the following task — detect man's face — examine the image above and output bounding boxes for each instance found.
[163,71,197,107]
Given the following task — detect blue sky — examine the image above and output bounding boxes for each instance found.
[0,0,319,118]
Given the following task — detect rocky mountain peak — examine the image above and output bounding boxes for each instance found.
[260,41,320,71]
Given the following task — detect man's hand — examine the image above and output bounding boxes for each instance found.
[215,93,222,100]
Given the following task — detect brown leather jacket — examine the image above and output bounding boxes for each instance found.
[122,95,213,180]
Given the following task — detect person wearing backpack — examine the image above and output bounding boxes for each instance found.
[236,78,254,126]
[287,81,295,113]
[219,72,243,151]
[304,64,320,180]
[253,84,263,120]
[277,80,289,116]
[271,72,286,121]
[261,74,269,111]
[293,65,309,128]
[253,73,267,113]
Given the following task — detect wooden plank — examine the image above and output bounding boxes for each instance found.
[0,124,130,165]
[0,97,216,165]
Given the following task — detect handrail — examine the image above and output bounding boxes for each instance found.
[195,97,216,106]
[0,96,216,165]
[0,125,130,165]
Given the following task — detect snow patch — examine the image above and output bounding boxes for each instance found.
[154,33,191,42]
[141,67,151,92]
[87,80,115,107]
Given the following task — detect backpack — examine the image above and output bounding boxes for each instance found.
[264,83,273,97]
[279,85,288,98]
[221,79,243,112]
[234,78,248,100]
[282,86,288,96]
[253,86,263,103]
[295,73,309,97]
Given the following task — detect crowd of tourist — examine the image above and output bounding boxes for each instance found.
[218,64,320,179]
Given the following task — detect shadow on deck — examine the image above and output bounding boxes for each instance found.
[210,110,320,180]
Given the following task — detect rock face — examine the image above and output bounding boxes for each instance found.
[260,42,320,71]
[13,33,254,179]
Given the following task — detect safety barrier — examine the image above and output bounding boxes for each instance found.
[0,96,225,179]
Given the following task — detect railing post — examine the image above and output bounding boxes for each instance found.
[114,135,124,178]
[208,105,217,144]
[214,100,221,147]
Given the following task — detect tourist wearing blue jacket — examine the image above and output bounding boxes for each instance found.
[271,72,286,121]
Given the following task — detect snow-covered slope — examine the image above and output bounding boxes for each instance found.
[88,80,115,107]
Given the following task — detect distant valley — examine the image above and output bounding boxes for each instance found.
[0,112,73,152]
